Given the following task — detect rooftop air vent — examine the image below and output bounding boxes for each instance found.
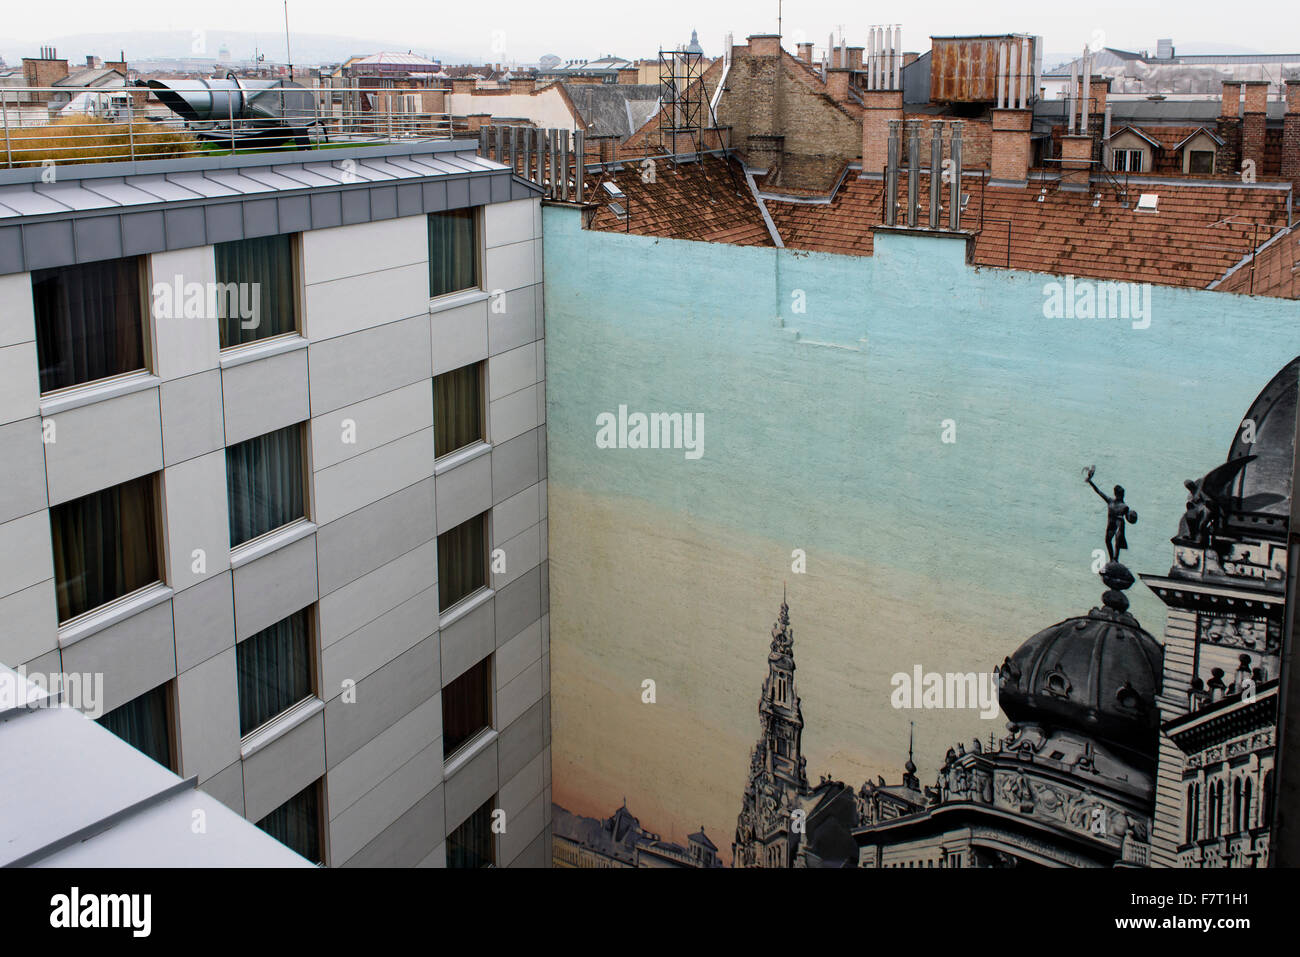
[602,181,625,200]
[1136,193,1158,212]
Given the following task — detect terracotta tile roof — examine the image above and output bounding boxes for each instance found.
[1212,224,1300,299]
[767,171,1292,291]
[585,153,774,246]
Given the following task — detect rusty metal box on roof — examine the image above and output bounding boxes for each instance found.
[930,35,1037,103]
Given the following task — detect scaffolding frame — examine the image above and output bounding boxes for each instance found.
[656,44,740,198]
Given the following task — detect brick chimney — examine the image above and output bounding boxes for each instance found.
[862,90,904,175]
[748,35,782,57]
[510,77,536,94]
[617,67,639,84]
[1216,81,1244,174]
[826,67,852,103]
[990,108,1033,184]
[465,113,492,132]
[797,42,814,63]
[23,49,69,87]
[1242,80,1269,175]
[847,47,864,71]
[451,77,476,95]
[1283,76,1300,192]
[1220,81,1242,118]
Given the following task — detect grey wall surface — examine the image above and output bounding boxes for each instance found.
[0,191,551,867]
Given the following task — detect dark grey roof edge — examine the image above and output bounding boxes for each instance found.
[0,137,487,187]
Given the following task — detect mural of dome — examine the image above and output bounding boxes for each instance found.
[1222,356,1299,520]
[997,563,1164,762]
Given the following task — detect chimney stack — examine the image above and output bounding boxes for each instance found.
[989,37,1034,185]
[1242,80,1269,175]
[748,35,781,57]
[826,68,852,103]
[1220,81,1242,118]
[510,76,537,94]
[1283,75,1300,193]
[617,67,638,84]
[797,42,814,63]
[862,24,904,175]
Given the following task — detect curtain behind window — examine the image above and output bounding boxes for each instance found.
[236,608,312,735]
[256,782,321,863]
[433,363,483,458]
[428,209,477,298]
[214,234,296,349]
[226,425,305,547]
[442,657,491,757]
[437,513,487,612]
[32,258,145,393]
[98,683,172,769]
[447,798,495,868]
[50,474,159,622]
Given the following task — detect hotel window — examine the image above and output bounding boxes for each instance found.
[428,208,478,298]
[437,512,488,612]
[50,474,161,623]
[226,424,306,548]
[214,233,298,349]
[236,607,314,736]
[433,362,485,458]
[1189,149,1215,175]
[32,256,146,394]
[447,797,496,868]
[97,682,174,771]
[443,656,492,758]
[1112,149,1143,173]
[256,780,323,864]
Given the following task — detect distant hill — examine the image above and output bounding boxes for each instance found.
[0,29,484,68]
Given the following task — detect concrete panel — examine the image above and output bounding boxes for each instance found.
[163,450,230,593]
[439,598,495,686]
[487,342,538,401]
[493,523,541,592]
[483,238,537,293]
[0,271,36,348]
[0,342,41,426]
[0,417,47,524]
[324,637,439,766]
[340,784,443,868]
[495,698,546,786]
[317,540,436,649]
[326,694,441,817]
[493,563,542,648]
[149,246,219,381]
[303,262,429,342]
[199,760,245,815]
[221,346,309,447]
[315,478,435,595]
[172,570,235,673]
[499,750,545,821]
[495,618,542,691]
[43,386,162,506]
[0,579,58,667]
[488,384,539,446]
[490,427,540,505]
[307,314,432,416]
[491,484,539,549]
[310,380,432,472]
[160,369,225,467]
[495,658,543,730]
[430,296,489,376]
[434,451,492,535]
[505,822,549,868]
[313,428,434,526]
[177,646,241,781]
[484,198,537,247]
[242,708,326,823]
[443,737,498,832]
[327,740,441,862]
[0,511,55,601]
[232,534,318,641]
[486,283,538,357]
[61,599,175,715]
[321,584,437,694]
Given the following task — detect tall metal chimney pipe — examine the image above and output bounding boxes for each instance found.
[949,121,963,231]
[885,118,900,226]
[906,118,921,227]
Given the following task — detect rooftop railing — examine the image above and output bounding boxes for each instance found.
[0,84,458,169]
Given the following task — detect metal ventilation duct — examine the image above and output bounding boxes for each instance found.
[138,76,315,124]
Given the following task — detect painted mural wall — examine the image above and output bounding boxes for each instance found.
[541,204,1300,868]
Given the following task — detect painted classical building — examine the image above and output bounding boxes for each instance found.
[1142,357,1297,867]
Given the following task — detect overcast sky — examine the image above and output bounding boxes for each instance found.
[3,0,1296,64]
